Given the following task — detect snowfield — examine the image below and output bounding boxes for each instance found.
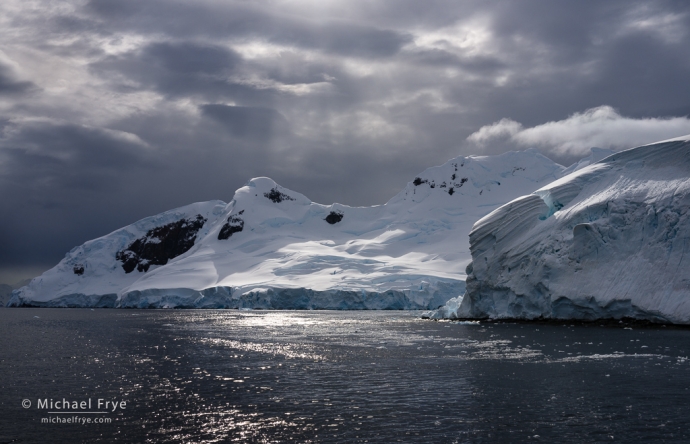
[431,136,690,324]
[9,149,563,309]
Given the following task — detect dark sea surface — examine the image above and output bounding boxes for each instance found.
[1,309,689,443]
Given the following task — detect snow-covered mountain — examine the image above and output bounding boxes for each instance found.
[431,136,690,323]
[9,149,564,309]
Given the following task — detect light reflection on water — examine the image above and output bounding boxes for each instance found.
[1,309,689,443]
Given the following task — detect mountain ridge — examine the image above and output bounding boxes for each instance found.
[9,149,567,309]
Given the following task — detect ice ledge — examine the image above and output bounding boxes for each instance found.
[8,280,466,310]
[7,291,118,308]
[425,290,676,324]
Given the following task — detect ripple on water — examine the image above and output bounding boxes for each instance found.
[0,309,689,443]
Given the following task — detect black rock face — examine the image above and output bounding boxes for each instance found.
[512,166,526,175]
[73,265,85,275]
[116,215,207,273]
[324,211,344,224]
[218,215,245,240]
[264,188,295,203]
[413,177,427,186]
[458,177,468,186]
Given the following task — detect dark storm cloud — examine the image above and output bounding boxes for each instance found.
[2,0,690,283]
[262,51,339,85]
[91,41,251,100]
[0,73,32,95]
[0,55,34,95]
[2,120,150,165]
[268,22,411,59]
[0,120,155,198]
[143,42,241,75]
[588,32,690,118]
[0,119,156,269]
[403,48,506,75]
[200,104,290,140]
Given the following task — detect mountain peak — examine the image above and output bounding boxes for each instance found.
[235,177,311,205]
[387,149,564,206]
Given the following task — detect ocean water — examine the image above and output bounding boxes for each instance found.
[1,309,689,443]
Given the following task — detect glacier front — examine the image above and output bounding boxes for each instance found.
[432,136,690,324]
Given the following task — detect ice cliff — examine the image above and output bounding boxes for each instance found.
[8,150,564,309]
[432,136,690,324]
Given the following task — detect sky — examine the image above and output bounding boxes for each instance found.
[1,0,690,284]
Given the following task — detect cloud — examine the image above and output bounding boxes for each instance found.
[90,41,246,100]
[200,104,290,140]
[0,118,157,271]
[2,0,690,283]
[467,118,522,145]
[468,105,690,158]
[85,0,411,58]
[0,119,150,179]
[0,50,34,95]
[272,21,412,58]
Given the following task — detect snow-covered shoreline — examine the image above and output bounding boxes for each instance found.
[11,280,465,309]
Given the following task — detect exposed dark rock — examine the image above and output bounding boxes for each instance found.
[325,211,344,224]
[440,182,447,188]
[264,188,295,203]
[448,187,455,196]
[116,215,207,273]
[73,265,85,275]
[453,178,467,189]
[218,215,245,240]
[413,177,427,186]
[238,210,245,215]
[512,166,526,175]
[451,173,456,180]
[429,181,435,188]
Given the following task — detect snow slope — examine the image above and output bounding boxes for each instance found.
[9,149,564,309]
[432,137,690,323]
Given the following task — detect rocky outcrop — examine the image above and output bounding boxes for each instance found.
[116,215,207,273]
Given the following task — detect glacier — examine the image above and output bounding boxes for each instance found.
[430,136,690,324]
[8,149,564,309]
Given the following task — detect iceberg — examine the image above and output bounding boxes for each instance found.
[432,136,690,324]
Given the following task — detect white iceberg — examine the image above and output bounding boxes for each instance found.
[433,136,690,324]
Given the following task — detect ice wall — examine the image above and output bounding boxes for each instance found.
[433,137,690,323]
